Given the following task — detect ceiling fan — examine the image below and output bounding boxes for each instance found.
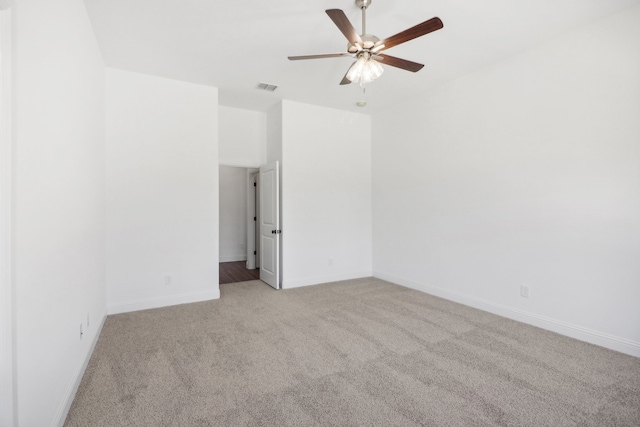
[288,0,443,86]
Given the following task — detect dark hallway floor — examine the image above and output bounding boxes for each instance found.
[219,261,260,284]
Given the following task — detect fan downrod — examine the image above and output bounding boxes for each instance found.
[355,0,372,36]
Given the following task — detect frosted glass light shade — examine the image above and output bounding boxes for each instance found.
[346,56,367,82]
[346,54,384,85]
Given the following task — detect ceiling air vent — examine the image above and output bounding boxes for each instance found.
[257,82,278,92]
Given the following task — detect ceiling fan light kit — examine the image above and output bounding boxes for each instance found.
[346,51,383,85]
[288,0,443,87]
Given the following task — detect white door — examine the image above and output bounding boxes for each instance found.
[259,161,280,289]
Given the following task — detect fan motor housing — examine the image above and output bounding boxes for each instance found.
[347,34,380,53]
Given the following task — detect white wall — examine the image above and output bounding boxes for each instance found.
[0,4,13,426]
[219,166,248,262]
[106,68,219,314]
[372,6,640,356]
[266,102,283,165]
[282,100,373,288]
[219,105,266,168]
[13,0,106,425]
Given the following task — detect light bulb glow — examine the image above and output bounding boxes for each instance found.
[346,55,367,82]
[345,52,384,85]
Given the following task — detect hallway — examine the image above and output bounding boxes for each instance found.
[219,261,260,284]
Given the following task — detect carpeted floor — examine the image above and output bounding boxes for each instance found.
[65,278,640,426]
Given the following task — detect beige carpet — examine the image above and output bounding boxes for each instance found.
[65,278,640,426]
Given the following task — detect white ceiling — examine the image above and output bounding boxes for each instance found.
[84,0,640,115]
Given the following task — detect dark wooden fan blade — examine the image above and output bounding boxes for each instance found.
[376,54,424,72]
[288,53,351,61]
[339,71,352,85]
[326,9,363,46]
[379,17,443,51]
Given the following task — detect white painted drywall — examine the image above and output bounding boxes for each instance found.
[105,68,219,314]
[372,6,640,355]
[281,100,373,288]
[0,4,14,426]
[219,166,248,262]
[13,0,107,425]
[219,105,266,167]
[266,102,283,165]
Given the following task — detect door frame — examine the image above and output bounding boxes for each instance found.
[245,169,259,269]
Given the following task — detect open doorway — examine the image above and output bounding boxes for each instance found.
[219,165,260,284]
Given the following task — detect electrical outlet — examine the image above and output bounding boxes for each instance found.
[165,275,172,286]
[521,285,530,298]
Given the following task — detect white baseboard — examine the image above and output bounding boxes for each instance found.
[53,313,107,427]
[374,272,640,358]
[219,255,247,263]
[107,288,220,315]
[282,271,372,290]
